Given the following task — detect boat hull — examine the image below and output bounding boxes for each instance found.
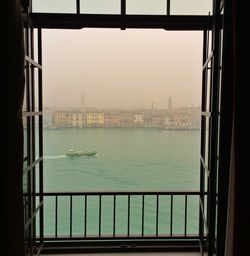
[66,151,97,157]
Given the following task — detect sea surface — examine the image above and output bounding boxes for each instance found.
[41,128,201,237]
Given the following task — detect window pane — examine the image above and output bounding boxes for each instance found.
[171,0,212,15]
[206,67,211,112]
[35,116,41,160]
[205,117,210,167]
[23,117,28,160]
[23,81,27,112]
[34,68,40,112]
[35,164,41,194]
[80,0,120,14]
[33,29,39,64]
[127,0,166,15]
[32,0,76,13]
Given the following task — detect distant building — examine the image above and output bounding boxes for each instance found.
[144,113,154,128]
[86,111,104,127]
[69,112,85,128]
[143,109,167,128]
[164,107,201,130]
[43,108,53,127]
[190,107,201,129]
[50,107,200,129]
[132,113,144,127]
[53,111,70,127]
[152,115,164,128]
[120,111,133,127]
[164,116,177,129]
[104,111,120,127]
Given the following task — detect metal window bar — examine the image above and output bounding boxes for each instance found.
[99,195,102,237]
[38,27,44,245]
[113,195,116,237]
[184,195,188,236]
[76,0,80,14]
[84,195,87,237]
[70,195,73,237]
[142,195,145,237]
[206,1,222,254]
[156,195,159,236]
[199,28,209,255]
[127,194,130,236]
[167,0,171,15]
[170,194,173,236]
[55,195,58,238]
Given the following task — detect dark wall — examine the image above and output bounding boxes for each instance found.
[3,0,25,255]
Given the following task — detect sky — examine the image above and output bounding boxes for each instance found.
[41,28,203,110]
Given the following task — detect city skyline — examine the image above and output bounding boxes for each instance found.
[43,96,201,111]
[42,29,202,109]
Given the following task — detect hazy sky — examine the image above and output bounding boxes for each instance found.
[42,29,203,109]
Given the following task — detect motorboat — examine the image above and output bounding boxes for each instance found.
[66,149,97,157]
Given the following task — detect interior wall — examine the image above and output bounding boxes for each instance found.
[4,0,25,255]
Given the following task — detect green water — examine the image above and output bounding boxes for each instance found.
[41,128,201,237]
[44,128,200,191]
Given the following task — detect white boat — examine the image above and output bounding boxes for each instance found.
[66,149,97,157]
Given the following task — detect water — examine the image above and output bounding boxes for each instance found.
[44,128,200,191]
[41,128,201,237]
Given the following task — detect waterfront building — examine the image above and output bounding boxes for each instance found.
[53,111,70,127]
[86,111,104,127]
[190,107,201,129]
[104,110,120,127]
[69,112,85,128]
[119,110,133,127]
[43,107,53,127]
[172,109,192,129]
[163,116,176,129]
[132,113,144,127]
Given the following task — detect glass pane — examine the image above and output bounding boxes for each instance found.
[205,117,210,167]
[24,27,27,55]
[34,68,39,112]
[33,29,38,64]
[35,116,41,160]
[23,117,28,159]
[204,174,208,193]
[80,0,120,14]
[171,0,212,15]
[32,0,76,13]
[36,208,40,236]
[209,30,213,53]
[127,0,166,15]
[23,171,29,194]
[35,164,41,194]
[23,81,27,112]
[206,68,211,112]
